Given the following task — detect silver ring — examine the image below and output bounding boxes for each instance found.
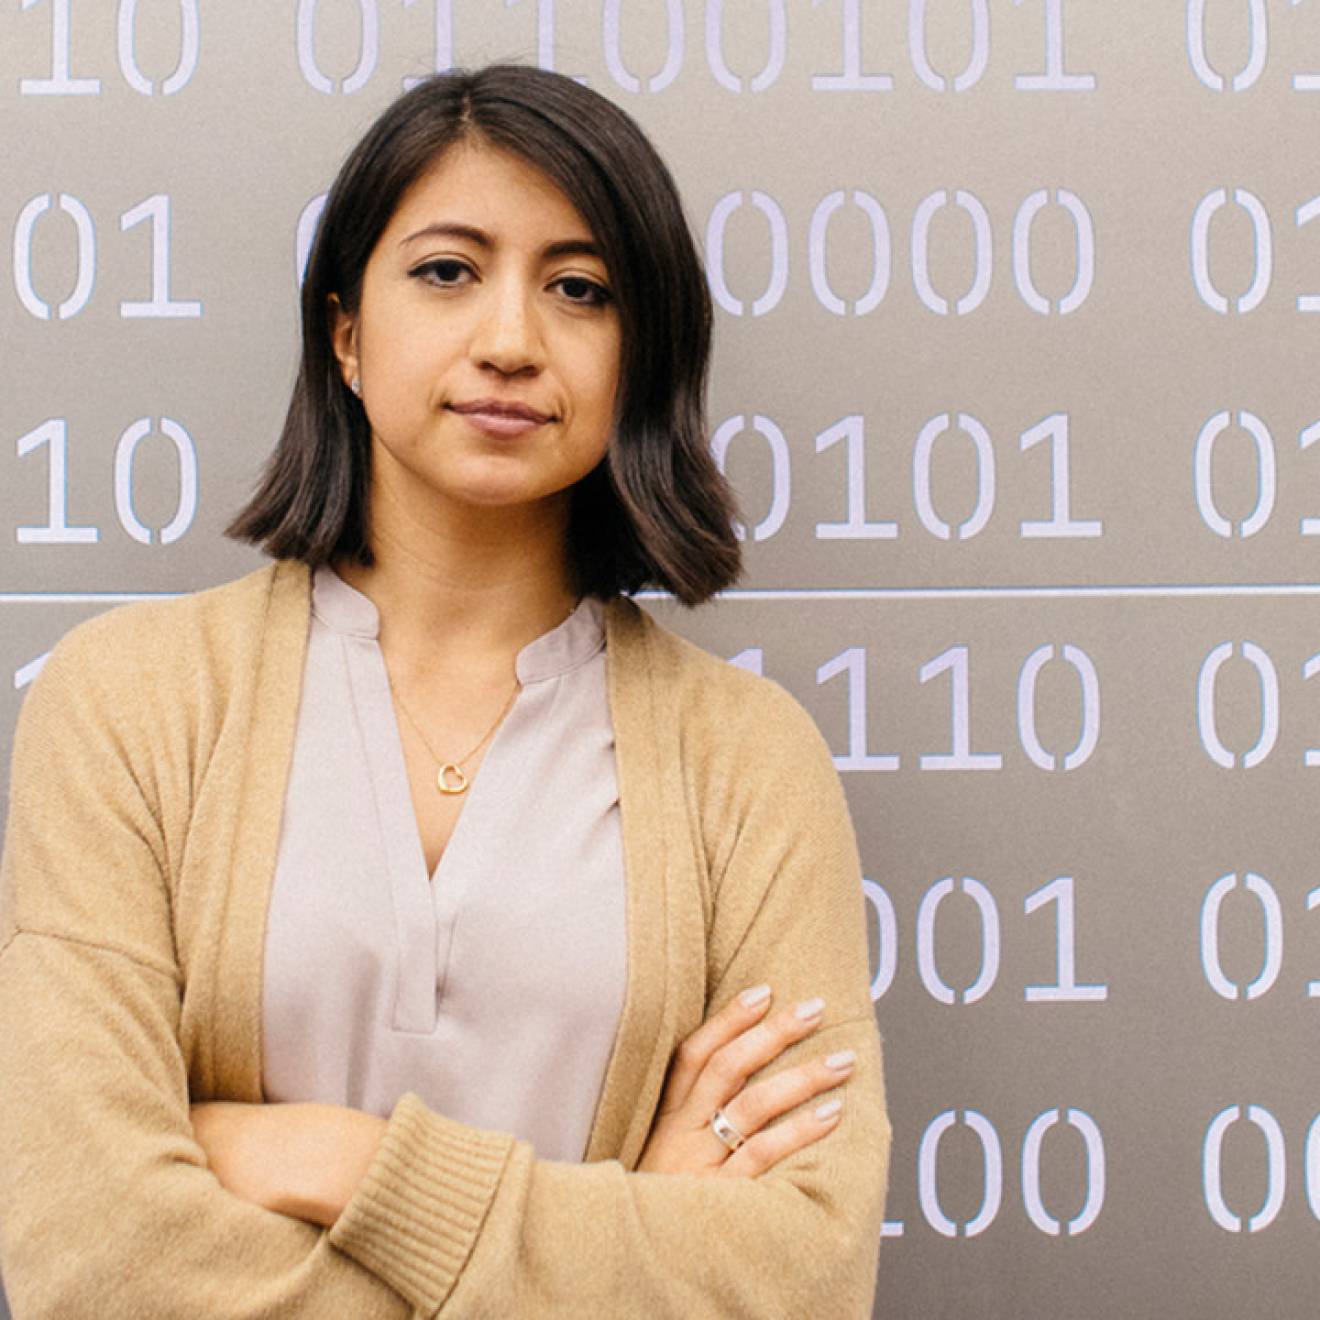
[709,1107,746,1153]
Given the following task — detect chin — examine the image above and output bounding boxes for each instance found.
[443,459,588,510]
[446,479,575,515]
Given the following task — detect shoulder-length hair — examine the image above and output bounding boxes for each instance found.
[227,63,740,606]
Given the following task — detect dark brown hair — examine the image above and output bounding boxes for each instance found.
[227,64,740,605]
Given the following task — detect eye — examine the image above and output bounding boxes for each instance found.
[553,275,612,308]
[410,258,472,287]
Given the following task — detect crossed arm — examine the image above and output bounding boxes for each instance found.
[190,986,856,1227]
[0,624,889,1317]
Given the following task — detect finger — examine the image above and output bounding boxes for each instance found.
[685,996,827,1120]
[724,1048,855,1139]
[659,984,774,1113]
[718,1096,845,1179]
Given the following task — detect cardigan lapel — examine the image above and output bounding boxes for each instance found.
[196,559,312,1103]
[584,599,689,1167]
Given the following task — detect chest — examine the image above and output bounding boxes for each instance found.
[257,617,632,1149]
[387,666,522,873]
[273,615,629,1017]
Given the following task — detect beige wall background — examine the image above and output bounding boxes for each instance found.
[5,3,1320,1316]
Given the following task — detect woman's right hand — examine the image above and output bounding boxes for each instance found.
[636,985,855,1178]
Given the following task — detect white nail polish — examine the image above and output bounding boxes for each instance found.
[740,984,772,1009]
[815,1099,842,1122]
[794,996,826,1021]
[825,1050,856,1071]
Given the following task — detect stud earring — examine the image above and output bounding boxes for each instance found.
[350,377,362,397]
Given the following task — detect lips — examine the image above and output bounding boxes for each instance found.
[448,399,553,424]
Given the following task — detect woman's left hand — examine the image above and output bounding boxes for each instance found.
[637,985,851,1178]
[189,1101,385,1228]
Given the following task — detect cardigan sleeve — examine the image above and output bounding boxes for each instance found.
[325,668,892,1318]
[0,628,426,1319]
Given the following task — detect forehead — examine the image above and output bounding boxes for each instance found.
[384,140,597,246]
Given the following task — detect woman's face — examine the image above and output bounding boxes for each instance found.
[332,140,621,530]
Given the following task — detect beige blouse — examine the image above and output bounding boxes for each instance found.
[261,567,628,1161]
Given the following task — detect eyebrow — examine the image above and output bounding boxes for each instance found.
[399,223,603,261]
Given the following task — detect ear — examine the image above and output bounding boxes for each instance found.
[329,293,360,390]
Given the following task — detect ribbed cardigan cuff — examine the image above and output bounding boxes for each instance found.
[328,1091,515,1314]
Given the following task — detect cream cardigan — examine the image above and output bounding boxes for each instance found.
[0,560,890,1319]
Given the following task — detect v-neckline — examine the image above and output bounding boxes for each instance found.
[411,689,516,890]
[309,563,608,892]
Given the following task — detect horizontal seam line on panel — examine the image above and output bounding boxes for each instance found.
[0,593,186,604]
[6,584,1320,604]
[635,584,1320,601]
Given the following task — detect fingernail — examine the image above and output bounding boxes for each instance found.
[825,1050,856,1071]
[794,996,826,1022]
[815,1099,843,1122]
[740,984,772,1009]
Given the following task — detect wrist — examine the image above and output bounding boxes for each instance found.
[275,1104,387,1228]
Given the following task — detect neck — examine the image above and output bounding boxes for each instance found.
[337,487,578,682]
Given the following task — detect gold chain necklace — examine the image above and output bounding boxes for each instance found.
[389,678,520,796]
[385,599,578,795]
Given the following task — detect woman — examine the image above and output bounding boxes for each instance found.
[0,65,889,1317]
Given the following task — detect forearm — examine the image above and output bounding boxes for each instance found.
[190,1100,387,1229]
[292,1105,388,1227]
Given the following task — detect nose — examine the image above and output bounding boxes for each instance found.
[470,279,544,378]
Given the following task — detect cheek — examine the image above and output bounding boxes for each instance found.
[593,365,619,417]
[356,283,455,381]
[586,333,622,421]
[578,371,618,451]
[559,329,619,433]
[360,312,423,373]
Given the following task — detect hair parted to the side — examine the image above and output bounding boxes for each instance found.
[226,63,740,606]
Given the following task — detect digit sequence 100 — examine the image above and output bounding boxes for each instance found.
[875,1099,1320,1242]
